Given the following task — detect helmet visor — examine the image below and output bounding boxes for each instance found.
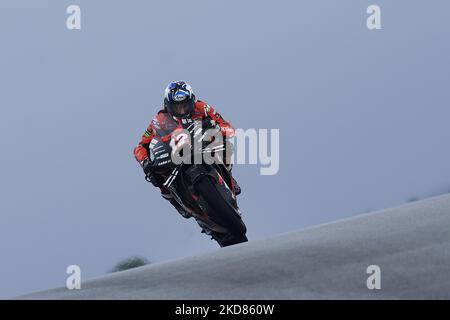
[167,101,194,118]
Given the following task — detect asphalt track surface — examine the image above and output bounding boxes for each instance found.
[19,194,450,299]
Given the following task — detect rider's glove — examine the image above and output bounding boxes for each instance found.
[141,158,164,188]
[140,157,154,176]
[202,117,216,129]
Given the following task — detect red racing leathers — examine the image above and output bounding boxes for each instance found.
[133,99,235,166]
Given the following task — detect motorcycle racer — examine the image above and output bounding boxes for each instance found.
[133,81,241,218]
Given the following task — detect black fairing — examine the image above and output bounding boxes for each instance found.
[148,139,173,171]
[146,116,245,244]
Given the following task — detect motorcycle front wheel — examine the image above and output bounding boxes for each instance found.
[194,175,248,247]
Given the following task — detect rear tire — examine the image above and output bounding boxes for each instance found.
[194,175,247,246]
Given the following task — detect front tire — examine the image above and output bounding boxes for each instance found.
[194,175,247,246]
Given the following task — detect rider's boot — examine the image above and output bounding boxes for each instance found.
[226,164,241,196]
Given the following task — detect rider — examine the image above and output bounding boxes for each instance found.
[133,81,240,218]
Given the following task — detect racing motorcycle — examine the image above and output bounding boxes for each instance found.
[145,114,248,247]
